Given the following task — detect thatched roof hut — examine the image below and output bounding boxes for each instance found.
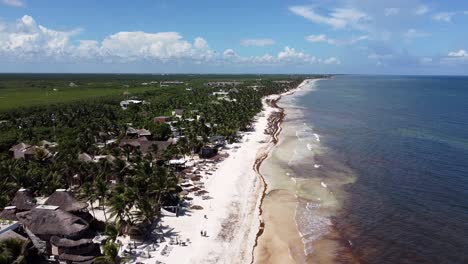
[50,236,99,257]
[11,188,36,211]
[58,253,96,264]
[9,142,31,152]
[0,206,18,221]
[16,206,90,240]
[0,230,28,243]
[50,236,90,246]
[45,189,88,213]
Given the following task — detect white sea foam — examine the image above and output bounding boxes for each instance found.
[296,201,333,256]
[288,149,298,166]
[314,133,320,142]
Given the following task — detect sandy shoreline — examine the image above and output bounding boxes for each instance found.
[253,79,329,264]
[121,80,313,264]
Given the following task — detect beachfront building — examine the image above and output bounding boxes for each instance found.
[120,99,145,110]
[38,140,59,148]
[79,153,116,164]
[154,116,171,123]
[120,137,173,158]
[11,188,36,212]
[44,189,88,214]
[205,81,243,87]
[0,188,103,262]
[273,80,292,84]
[160,81,184,86]
[16,205,100,262]
[9,143,52,161]
[0,210,26,249]
[200,146,218,159]
[172,108,184,118]
[126,127,152,139]
[50,236,100,263]
[209,135,226,147]
[211,91,229,96]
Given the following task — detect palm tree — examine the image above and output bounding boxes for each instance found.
[79,182,96,219]
[107,184,134,227]
[94,178,108,223]
[153,166,178,206]
[94,241,120,264]
[0,238,27,264]
[107,193,127,227]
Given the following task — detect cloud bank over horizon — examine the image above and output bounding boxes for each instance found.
[0,15,340,73]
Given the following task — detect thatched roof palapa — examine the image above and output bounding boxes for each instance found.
[16,206,90,239]
[0,206,18,221]
[59,253,96,263]
[0,230,28,243]
[11,188,36,211]
[45,189,88,212]
[50,236,93,248]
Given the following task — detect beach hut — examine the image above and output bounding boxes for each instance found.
[44,189,88,213]
[200,146,218,159]
[0,230,28,243]
[16,205,91,241]
[9,143,32,159]
[0,206,18,221]
[171,108,184,119]
[50,236,100,260]
[153,116,170,123]
[11,188,36,211]
[78,153,93,163]
[58,253,97,264]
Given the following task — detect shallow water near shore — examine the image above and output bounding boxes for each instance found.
[257,76,468,264]
[255,79,356,264]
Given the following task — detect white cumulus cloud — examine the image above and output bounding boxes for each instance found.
[100,31,213,61]
[0,15,80,59]
[404,29,430,39]
[0,15,215,63]
[448,50,468,57]
[277,46,316,63]
[305,34,336,45]
[223,46,340,66]
[0,15,343,69]
[1,0,24,7]
[222,49,237,58]
[324,57,341,65]
[432,12,457,22]
[414,5,430,15]
[432,11,468,22]
[240,38,275,47]
[289,6,370,30]
[384,8,399,16]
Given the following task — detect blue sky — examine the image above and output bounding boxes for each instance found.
[1,0,468,74]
